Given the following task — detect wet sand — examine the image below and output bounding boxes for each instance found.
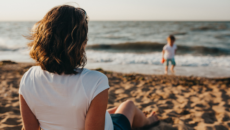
[0,61,230,130]
[85,62,230,78]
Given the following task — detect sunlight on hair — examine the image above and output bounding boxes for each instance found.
[63,2,80,8]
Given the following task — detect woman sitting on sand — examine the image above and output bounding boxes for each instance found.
[19,5,159,130]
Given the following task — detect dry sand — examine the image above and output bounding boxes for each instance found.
[0,61,230,130]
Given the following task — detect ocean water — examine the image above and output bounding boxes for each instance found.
[0,21,230,69]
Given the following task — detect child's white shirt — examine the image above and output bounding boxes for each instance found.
[163,44,177,59]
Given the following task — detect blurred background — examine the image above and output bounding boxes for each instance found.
[0,0,230,77]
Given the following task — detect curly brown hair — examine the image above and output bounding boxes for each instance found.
[28,5,88,74]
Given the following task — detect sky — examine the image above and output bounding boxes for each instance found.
[0,0,229,21]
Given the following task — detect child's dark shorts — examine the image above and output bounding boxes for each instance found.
[165,58,176,66]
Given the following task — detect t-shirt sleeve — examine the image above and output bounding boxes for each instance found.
[19,75,25,95]
[91,74,110,99]
[82,70,110,104]
[174,44,177,50]
[19,68,31,96]
[163,45,167,50]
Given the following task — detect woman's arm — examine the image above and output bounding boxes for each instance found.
[85,89,109,130]
[19,94,40,130]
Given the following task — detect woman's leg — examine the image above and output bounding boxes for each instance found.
[107,106,118,114]
[114,100,158,128]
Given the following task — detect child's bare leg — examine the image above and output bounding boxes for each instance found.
[107,107,118,114]
[170,65,175,73]
[165,66,168,74]
[115,100,158,128]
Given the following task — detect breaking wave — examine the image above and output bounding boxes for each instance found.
[86,42,230,56]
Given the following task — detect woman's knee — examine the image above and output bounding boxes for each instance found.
[115,100,136,114]
[121,100,135,108]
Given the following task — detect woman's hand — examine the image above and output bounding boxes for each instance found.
[85,89,109,130]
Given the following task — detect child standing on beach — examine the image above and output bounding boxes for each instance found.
[162,35,177,74]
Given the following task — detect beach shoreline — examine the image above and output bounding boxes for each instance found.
[0,62,230,130]
[86,62,230,78]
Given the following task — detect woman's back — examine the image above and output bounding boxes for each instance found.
[19,66,113,130]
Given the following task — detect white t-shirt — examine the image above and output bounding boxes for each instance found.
[19,66,113,130]
[163,44,177,59]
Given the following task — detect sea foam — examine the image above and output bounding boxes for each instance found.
[86,51,230,67]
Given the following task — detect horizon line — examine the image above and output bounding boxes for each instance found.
[0,20,230,22]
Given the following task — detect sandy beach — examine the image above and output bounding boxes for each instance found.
[0,61,230,130]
